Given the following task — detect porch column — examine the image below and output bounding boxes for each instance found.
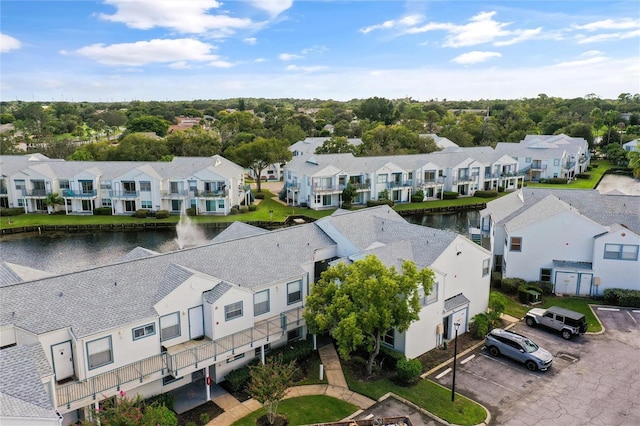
[260,345,265,364]
[205,371,211,401]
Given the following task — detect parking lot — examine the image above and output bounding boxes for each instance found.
[432,307,640,425]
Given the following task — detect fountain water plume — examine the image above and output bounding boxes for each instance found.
[175,206,209,250]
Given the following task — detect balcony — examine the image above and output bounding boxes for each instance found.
[62,189,97,198]
[22,189,49,198]
[55,307,304,412]
[388,180,413,188]
[161,190,188,198]
[0,187,7,195]
[109,190,140,199]
[531,162,547,171]
[453,175,474,184]
[194,189,226,198]
[564,161,576,170]
[311,184,341,194]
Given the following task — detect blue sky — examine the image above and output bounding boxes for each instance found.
[1,0,639,102]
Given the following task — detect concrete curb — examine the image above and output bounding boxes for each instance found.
[587,304,607,335]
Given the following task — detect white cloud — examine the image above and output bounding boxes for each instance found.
[573,18,640,31]
[0,33,21,53]
[254,58,267,63]
[99,0,253,35]
[278,53,302,61]
[71,38,219,66]
[244,37,258,45]
[208,60,234,68]
[553,56,607,68]
[360,14,424,34]
[285,65,328,72]
[582,50,602,57]
[248,0,293,17]
[442,11,511,47]
[452,51,501,64]
[576,29,640,44]
[494,28,542,46]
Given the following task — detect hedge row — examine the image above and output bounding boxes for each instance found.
[473,190,499,198]
[0,207,24,216]
[367,199,395,207]
[603,288,640,308]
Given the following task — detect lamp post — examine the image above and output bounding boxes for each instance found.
[441,175,447,200]
[451,322,460,402]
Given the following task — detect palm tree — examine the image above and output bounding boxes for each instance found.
[43,192,64,214]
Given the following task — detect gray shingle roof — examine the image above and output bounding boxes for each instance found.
[117,246,159,262]
[211,222,269,243]
[552,260,593,270]
[203,282,233,303]
[0,344,56,419]
[444,293,470,312]
[482,188,640,234]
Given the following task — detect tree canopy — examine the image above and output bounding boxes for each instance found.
[304,255,435,376]
[225,137,292,191]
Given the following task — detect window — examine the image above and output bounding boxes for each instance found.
[287,280,302,305]
[162,375,182,385]
[482,259,490,276]
[287,327,302,343]
[254,290,270,316]
[140,181,151,192]
[540,268,552,282]
[225,301,243,321]
[255,344,271,357]
[17,199,25,207]
[418,282,438,306]
[160,312,180,341]
[87,336,113,370]
[133,323,155,340]
[15,179,25,190]
[141,200,152,209]
[377,174,388,183]
[554,159,560,166]
[100,181,111,190]
[59,179,70,189]
[188,180,197,190]
[604,244,639,260]
[525,157,531,163]
[382,330,395,347]
[101,199,112,207]
[510,237,522,251]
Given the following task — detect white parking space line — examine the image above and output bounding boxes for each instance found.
[597,307,620,311]
[461,354,475,365]
[435,368,452,379]
[628,311,638,325]
[459,367,519,394]
[633,310,640,314]
[478,353,553,380]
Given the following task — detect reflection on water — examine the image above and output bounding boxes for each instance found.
[0,210,478,275]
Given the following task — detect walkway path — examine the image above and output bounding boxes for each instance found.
[208,341,376,426]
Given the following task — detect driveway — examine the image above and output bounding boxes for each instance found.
[431,308,640,425]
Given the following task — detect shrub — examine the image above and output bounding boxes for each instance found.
[367,199,394,207]
[528,280,554,295]
[470,313,489,339]
[517,284,544,304]
[90,207,110,215]
[442,191,458,200]
[248,204,257,211]
[133,209,149,218]
[547,178,568,184]
[575,173,591,179]
[199,413,210,425]
[186,207,196,216]
[255,193,265,199]
[239,206,249,213]
[144,393,174,411]
[0,207,24,216]
[396,358,422,384]
[590,164,599,169]
[603,288,640,308]
[378,346,406,370]
[412,189,425,202]
[224,366,252,393]
[501,277,526,295]
[491,272,502,289]
[341,203,352,209]
[474,190,498,198]
[230,207,239,215]
[498,186,505,193]
[269,340,314,364]
[155,210,170,219]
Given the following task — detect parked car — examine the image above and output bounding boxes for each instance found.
[525,306,588,340]
[485,328,553,371]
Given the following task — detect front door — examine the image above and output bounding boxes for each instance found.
[52,341,75,382]
[189,306,204,339]
[578,273,592,296]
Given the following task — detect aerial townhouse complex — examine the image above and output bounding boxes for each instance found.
[0,154,247,215]
[0,206,490,425]
[283,134,590,210]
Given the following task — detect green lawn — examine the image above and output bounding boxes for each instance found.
[230,395,356,426]
[524,160,614,189]
[344,370,487,426]
[492,290,603,332]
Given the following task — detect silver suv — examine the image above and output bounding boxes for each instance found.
[525,306,588,340]
[485,328,553,371]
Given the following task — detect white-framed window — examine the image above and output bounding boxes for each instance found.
[604,244,639,260]
[15,179,25,190]
[100,181,111,190]
[141,200,152,209]
[59,179,70,189]
[160,312,180,341]
[17,199,25,207]
[554,159,560,166]
[418,282,438,306]
[225,301,243,321]
[87,336,113,370]
[287,280,302,305]
[377,174,388,183]
[132,323,155,340]
[482,259,490,276]
[510,237,522,251]
[525,157,531,163]
[188,180,197,190]
[254,290,270,316]
[140,181,151,192]
[226,353,245,363]
[540,268,552,282]
[101,199,112,207]
[382,330,395,347]
[255,344,271,357]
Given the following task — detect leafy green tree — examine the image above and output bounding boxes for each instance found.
[226,137,292,191]
[1,113,15,124]
[304,255,435,376]
[281,123,306,144]
[605,143,627,165]
[125,115,170,137]
[166,127,221,157]
[108,133,170,161]
[43,192,64,214]
[604,110,620,144]
[247,354,296,425]
[628,147,640,178]
[81,394,177,426]
[315,136,357,154]
[341,183,357,207]
[332,120,351,137]
[425,110,440,133]
[357,97,398,125]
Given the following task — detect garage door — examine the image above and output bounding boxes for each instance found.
[555,272,578,295]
